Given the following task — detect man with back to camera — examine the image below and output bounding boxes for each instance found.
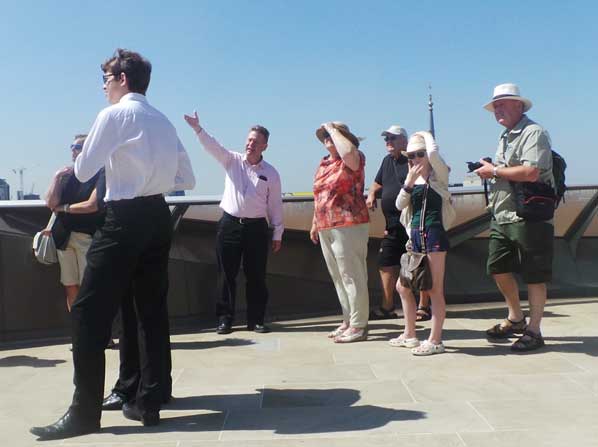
[183,111,283,335]
[365,125,409,319]
[475,83,554,352]
[30,48,195,440]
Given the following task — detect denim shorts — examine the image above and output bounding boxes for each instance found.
[410,225,449,253]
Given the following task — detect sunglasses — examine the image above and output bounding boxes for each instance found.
[384,135,398,142]
[321,131,331,140]
[102,72,119,84]
[406,151,427,160]
[70,144,83,151]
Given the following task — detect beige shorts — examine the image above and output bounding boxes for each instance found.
[57,231,93,286]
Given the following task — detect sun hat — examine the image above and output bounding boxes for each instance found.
[405,134,426,153]
[316,122,362,148]
[381,125,408,138]
[484,83,532,112]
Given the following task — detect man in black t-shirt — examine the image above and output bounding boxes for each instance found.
[44,134,102,311]
[365,125,409,319]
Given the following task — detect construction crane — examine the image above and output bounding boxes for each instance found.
[11,167,26,200]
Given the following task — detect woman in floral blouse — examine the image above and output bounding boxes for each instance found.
[311,122,370,343]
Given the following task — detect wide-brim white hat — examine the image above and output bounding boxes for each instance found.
[404,134,426,153]
[484,83,532,112]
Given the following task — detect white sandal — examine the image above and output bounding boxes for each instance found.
[334,327,368,343]
[328,323,349,338]
[411,340,445,356]
[388,334,420,348]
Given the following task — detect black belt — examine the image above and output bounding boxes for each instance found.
[223,212,266,224]
[107,194,165,208]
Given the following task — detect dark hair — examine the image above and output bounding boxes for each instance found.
[250,125,270,142]
[101,48,152,94]
[73,134,87,144]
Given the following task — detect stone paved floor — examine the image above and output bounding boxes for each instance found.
[2,297,598,446]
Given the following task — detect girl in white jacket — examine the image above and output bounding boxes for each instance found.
[390,131,455,355]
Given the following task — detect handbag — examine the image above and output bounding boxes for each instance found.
[399,182,433,291]
[32,213,58,265]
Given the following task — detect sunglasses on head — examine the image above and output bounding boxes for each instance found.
[70,144,83,151]
[384,135,398,142]
[407,150,426,160]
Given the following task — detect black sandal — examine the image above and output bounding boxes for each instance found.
[415,306,431,322]
[486,317,527,339]
[511,329,545,352]
[369,305,396,320]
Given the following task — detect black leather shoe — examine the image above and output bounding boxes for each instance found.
[102,392,127,411]
[250,324,271,334]
[216,322,232,334]
[122,402,159,426]
[30,410,99,440]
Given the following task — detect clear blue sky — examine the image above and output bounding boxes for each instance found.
[1,0,596,198]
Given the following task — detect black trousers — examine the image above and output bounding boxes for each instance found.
[70,195,171,423]
[111,285,172,403]
[216,212,269,325]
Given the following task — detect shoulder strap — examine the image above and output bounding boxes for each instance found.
[419,180,430,254]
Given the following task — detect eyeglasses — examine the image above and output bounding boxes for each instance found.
[70,144,83,151]
[102,72,119,84]
[406,151,427,160]
[384,135,398,142]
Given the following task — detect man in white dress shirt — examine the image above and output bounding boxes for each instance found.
[31,49,195,440]
[184,112,283,335]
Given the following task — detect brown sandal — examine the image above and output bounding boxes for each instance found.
[486,317,527,339]
[511,329,545,352]
[415,306,431,322]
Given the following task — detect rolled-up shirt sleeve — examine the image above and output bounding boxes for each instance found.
[173,138,196,190]
[267,171,284,241]
[75,109,119,182]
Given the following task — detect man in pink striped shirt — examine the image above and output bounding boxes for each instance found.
[184,112,283,335]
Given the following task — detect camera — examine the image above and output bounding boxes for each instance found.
[466,157,492,172]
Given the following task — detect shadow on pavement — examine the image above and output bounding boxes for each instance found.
[103,388,425,436]
[0,355,66,367]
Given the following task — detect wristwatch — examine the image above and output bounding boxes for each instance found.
[493,166,499,179]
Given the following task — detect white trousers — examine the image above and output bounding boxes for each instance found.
[319,223,370,328]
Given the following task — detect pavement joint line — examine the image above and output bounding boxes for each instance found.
[466,400,495,432]
[455,431,468,446]
[554,351,592,374]
[216,409,231,441]
[171,367,185,386]
[399,376,418,404]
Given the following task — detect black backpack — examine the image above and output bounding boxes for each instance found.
[551,150,567,207]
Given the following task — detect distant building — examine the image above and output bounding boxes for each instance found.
[463,173,483,187]
[23,193,40,200]
[0,179,9,200]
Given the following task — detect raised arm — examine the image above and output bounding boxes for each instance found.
[416,131,449,184]
[184,111,233,168]
[323,123,360,171]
